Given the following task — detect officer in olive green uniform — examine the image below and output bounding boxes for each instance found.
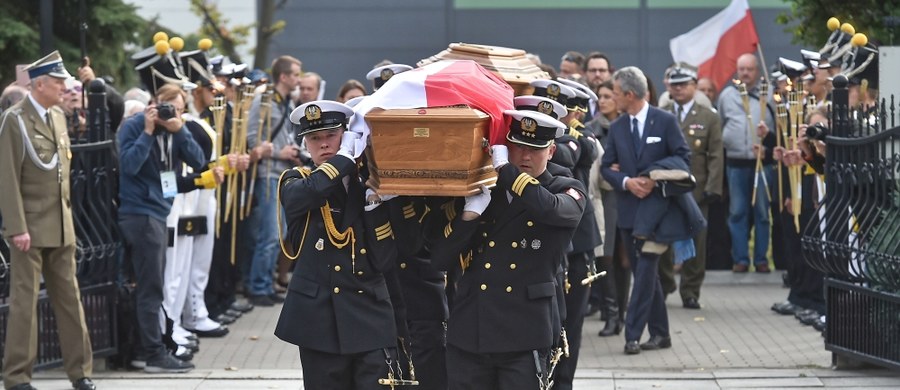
[432,110,586,390]
[0,51,96,390]
[659,66,724,309]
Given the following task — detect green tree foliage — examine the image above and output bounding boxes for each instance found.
[777,0,900,47]
[0,0,146,89]
[190,0,254,65]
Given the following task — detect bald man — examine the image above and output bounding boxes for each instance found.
[716,54,776,274]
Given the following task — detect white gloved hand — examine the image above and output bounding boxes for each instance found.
[491,145,509,169]
[463,185,492,215]
[337,131,361,160]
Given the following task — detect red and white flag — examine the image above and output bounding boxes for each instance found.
[348,60,514,157]
[669,0,759,92]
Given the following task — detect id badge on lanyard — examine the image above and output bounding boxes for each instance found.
[158,133,177,198]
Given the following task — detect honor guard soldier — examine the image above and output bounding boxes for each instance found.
[432,110,586,390]
[659,65,724,310]
[532,80,603,390]
[277,100,400,389]
[0,51,97,390]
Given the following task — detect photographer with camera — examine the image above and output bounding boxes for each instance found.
[117,83,207,373]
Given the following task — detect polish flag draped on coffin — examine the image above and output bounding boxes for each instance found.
[348,60,515,157]
[669,0,759,92]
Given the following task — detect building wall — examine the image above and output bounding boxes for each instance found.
[270,0,803,100]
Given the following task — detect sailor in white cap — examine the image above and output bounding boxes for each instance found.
[1,50,98,390]
[276,100,401,389]
[430,108,586,390]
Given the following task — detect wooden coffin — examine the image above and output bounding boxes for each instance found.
[365,107,496,197]
[417,43,550,96]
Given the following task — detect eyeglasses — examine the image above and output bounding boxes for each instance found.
[66,86,83,93]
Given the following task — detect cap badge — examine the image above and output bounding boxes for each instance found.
[381,68,394,81]
[305,105,322,121]
[537,101,554,115]
[547,84,560,97]
[521,117,537,133]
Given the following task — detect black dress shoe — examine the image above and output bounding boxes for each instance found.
[771,301,804,315]
[640,335,672,350]
[249,294,275,307]
[795,308,817,320]
[8,383,37,390]
[180,339,199,353]
[813,316,826,332]
[214,313,237,324]
[624,340,641,355]
[73,377,96,390]
[682,297,701,309]
[799,311,820,326]
[224,308,243,318]
[269,293,285,303]
[230,301,254,313]
[188,325,229,338]
[598,318,623,337]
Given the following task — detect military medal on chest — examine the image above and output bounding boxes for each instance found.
[315,238,324,251]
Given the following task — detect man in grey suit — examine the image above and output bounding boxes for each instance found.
[659,66,724,310]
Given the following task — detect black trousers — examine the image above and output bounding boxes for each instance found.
[446,345,547,390]
[205,216,250,318]
[408,320,447,390]
[119,214,167,360]
[553,252,590,390]
[298,347,395,390]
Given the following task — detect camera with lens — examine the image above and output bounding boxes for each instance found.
[157,102,177,121]
[805,122,829,141]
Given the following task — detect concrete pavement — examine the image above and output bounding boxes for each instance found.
[28,271,900,389]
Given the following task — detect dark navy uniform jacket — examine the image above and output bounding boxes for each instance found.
[275,155,398,354]
[432,164,586,353]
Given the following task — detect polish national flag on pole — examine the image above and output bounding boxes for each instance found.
[669,0,759,92]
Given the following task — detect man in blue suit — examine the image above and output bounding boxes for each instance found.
[600,66,690,355]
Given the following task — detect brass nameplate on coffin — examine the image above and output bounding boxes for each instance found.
[413,128,430,137]
[378,167,494,179]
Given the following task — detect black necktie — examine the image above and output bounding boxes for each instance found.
[631,117,641,154]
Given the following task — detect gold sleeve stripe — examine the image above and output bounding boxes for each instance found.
[444,222,453,238]
[568,127,581,138]
[375,222,392,234]
[442,201,457,221]
[315,163,339,180]
[403,204,416,219]
[375,223,392,241]
[511,173,528,195]
[513,174,540,196]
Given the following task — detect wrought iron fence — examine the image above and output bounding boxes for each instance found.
[0,80,121,370]
[801,75,900,370]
